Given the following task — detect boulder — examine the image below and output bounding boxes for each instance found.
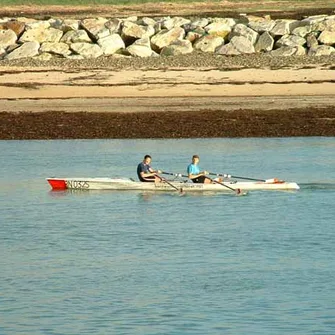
[151,27,185,51]
[0,29,17,49]
[205,21,232,38]
[127,38,158,57]
[0,20,25,36]
[318,30,335,45]
[275,34,306,48]
[98,33,125,55]
[160,39,193,56]
[40,42,71,57]
[81,17,108,40]
[65,54,84,60]
[308,45,335,56]
[105,19,123,34]
[25,20,50,30]
[313,19,335,32]
[70,42,103,58]
[190,18,209,29]
[255,31,274,52]
[185,28,205,43]
[162,17,191,30]
[194,35,224,52]
[271,45,306,56]
[248,19,275,33]
[0,47,6,59]
[121,21,155,43]
[61,30,92,43]
[229,23,259,44]
[138,17,157,26]
[216,36,255,55]
[306,33,319,49]
[5,41,40,60]
[292,26,312,37]
[270,20,294,36]
[19,27,63,43]
[34,52,54,61]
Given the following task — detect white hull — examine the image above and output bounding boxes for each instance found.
[47,177,300,192]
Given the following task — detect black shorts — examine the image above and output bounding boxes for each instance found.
[191,176,207,183]
[141,176,156,182]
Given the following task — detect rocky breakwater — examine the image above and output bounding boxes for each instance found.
[0,14,335,60]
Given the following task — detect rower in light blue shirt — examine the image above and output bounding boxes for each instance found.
[187,155,211,184]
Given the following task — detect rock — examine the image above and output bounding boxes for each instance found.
[5,41,40,60]
[292,25,312,37]
[70,42,103,58]
[81,17,108,40]
[271,45,306,56]
[105,19,123,34]
[97,33,125,55]
[308,45,335,56]
[190,18,209,29]
[160,39,193,56]
[229,23,259,44]
[270,20,294,36]
[194,35,224,52]
[205,21,232,38]
[0,20,25,36]
[275,34,306,48]
[248,19,275,33]
[124,16,138,23]
[255,31,274,52]
[127,38,158,57]
[19,27,63,43]
[0,29,17,49]
[138,17,157,26]
[61,30,92,43]
[121,21,155,44]
[40,42,71,56]
[25,20,50,30]
[34,52,54,61]
[216,36,255,55]
[306,33,319,49]
[65,54,85,60]
[185,29,205,43]
[151,27,185,52]
[301,15,329,27]
[313,19,335,32]
[318,30,335,45]
[0,47,6,59]
[162,17,191,30]
[62,19,80,32]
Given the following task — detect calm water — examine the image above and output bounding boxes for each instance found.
[1,138,334,335]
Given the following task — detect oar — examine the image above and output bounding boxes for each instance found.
[206,176,243,195]
[162,171,244,195]
[209,172,266,182]
[155,174,184,194]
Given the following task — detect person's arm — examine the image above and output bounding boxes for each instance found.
[148,167,162,174]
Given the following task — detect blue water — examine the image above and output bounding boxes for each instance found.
[1,138,334,335]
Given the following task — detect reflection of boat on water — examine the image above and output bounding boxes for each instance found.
[46,177,300,192]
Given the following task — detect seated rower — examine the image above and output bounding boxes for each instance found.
[137,155,162,182]
[187,155,212,184]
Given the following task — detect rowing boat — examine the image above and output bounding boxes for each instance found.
[46,177,300,192]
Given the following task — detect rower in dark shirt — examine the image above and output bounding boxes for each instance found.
[137,155,162,182]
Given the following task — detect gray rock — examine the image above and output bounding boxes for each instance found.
[98,33,125,55]
[292,25,312,37]
[105,19,123,34]
[308,45,335,56]
[0,47,6,59]
[151,27,185,51]
[162,17,191,30]
[40,42,71,56]
[248,19,275,33]
[127,38,158,57]
[70,42,103,58]
[229,23,259,44]
[270,20,294,36]
[271,45,306,56]
[34,52,54,61]
[25,20,50,30]
[190,18,209,29]
[205,21,232,39]
[275,34,306,48]
[160,39,193,56]
[216,36,255,55]
[194,35,224,52]
[255,31,274,52]
[81,17,108,40]
[0,29,17,49]
[138,17,157,27]
[313,19,335,32]
[185,29,205,43]
[306,33,319,49]
[19,27,63,43]
[61,30,92,43]
[121,21,155,42]
[318,30,335,45]
[5,41,40,59]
